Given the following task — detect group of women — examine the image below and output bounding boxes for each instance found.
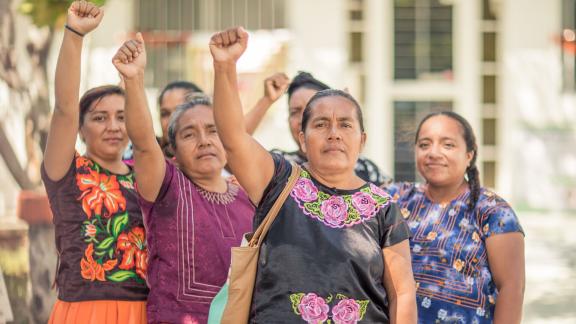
[42,2,525,324]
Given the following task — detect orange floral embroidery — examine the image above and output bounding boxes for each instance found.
[76,155,94,169]
[77,169,126,218]
[117,227,147,279]
[80,243,117,281]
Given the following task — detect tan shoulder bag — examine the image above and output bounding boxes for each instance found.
[221,162,301,324]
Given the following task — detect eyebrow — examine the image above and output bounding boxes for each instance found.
[417,136,457,142]
[311,116,354,122]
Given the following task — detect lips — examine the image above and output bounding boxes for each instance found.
[196,152,217,159]
[103,138,123,144]
[323,146,345,153]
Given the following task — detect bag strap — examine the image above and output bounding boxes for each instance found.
[249,162,301,248]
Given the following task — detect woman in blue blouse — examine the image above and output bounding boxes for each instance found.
[387,112,525,324]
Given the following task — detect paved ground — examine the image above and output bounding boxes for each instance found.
[522,211,576,323]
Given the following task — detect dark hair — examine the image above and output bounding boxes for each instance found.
[301,89,365,133]
[287,71,330,99]
[167,95,212,149]
[415,111,480,210]
[158,81,204,106]
[79,85,125,126]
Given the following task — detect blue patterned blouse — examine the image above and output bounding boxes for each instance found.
[386,183,524,324]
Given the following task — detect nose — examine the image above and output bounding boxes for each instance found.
[427,143,442,158]
[107,117,122,132]
[327,124,342,141]
[197,131,211,148]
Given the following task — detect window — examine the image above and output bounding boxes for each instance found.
[393,101,453,182]
[394,0,453,80]
[136,0,286,88]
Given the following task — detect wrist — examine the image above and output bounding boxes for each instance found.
[259,96,273,106]
[213,61,237,72]
[123,72,145,83]
[65,24,85,38]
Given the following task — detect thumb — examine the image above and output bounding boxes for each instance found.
[94,7,104,24]
[136,32,146,53]
[237,26,249,46]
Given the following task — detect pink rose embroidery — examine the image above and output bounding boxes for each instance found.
[293,178,319,202]
[321,196,348,227]
[332,299,361,324]
[370,183,388,198]
[351,192,377,218]
[298,293,329,323]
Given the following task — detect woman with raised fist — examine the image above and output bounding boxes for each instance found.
[43,2,148,323]
[209,27,417,324]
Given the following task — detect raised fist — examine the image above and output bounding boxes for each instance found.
[66,1,104,35]
[264,73,290,102]
[112,33,146,80]
[209,27,249,64]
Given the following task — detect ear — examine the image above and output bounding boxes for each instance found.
[298,131,307,154]
[360,132,367,152]
[78,127,85,143]
[466,150,474,167]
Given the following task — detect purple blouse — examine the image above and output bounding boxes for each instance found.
[139,161,254,324]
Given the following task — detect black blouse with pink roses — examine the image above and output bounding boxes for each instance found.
[249,154,410,324]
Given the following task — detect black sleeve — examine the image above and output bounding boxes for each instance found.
[252,153,292,230]
[379,202,411,248]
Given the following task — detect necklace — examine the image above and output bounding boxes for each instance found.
[194,181,239,205]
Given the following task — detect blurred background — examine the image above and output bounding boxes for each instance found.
[0,0,574,322]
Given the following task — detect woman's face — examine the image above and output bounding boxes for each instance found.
[173,105,227,179]
[160,88,189,143]
[415,115,474,188]
[298,96,366,174]
[288,87,318,147]
[79,94,128,161]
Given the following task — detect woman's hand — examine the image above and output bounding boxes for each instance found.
[209,27,249,64]
[66,1,104,36]
[112,33,146,80]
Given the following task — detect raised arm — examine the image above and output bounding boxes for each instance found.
[209,27,274,204]
[244,72,289,135]
[486,232,525,324]
[383,240,417,324]
[112,33,165,201]
[43,1,103,181]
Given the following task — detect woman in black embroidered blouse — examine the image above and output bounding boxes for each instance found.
[209,27,417,323]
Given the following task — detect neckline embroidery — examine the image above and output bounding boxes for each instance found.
[194,181,239,205]
[290,169,390,228]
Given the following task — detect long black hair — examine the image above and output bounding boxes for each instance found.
[415,111,480,210]
[158,81,204,106]
[287,71,330,100]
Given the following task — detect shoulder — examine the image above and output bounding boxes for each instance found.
[385,182,418,203]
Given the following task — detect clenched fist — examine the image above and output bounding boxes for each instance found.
[209,27,249,64]
[66,1,104,35]
[112,33,146,80]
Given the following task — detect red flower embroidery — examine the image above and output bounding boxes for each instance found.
[76,155,94,169]
[116,227,147,279]
[80,243,117,281]
[76,169,126,218]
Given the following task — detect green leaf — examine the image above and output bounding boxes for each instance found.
[325,294,333,304]
[107,271,137,282]
[95,250,106,256]
[112,212,129,237]
[336,293,348,300]
[96,237,115,250]
[289,293,305,315]
[108,248,114,259]
[357,300,370,320]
